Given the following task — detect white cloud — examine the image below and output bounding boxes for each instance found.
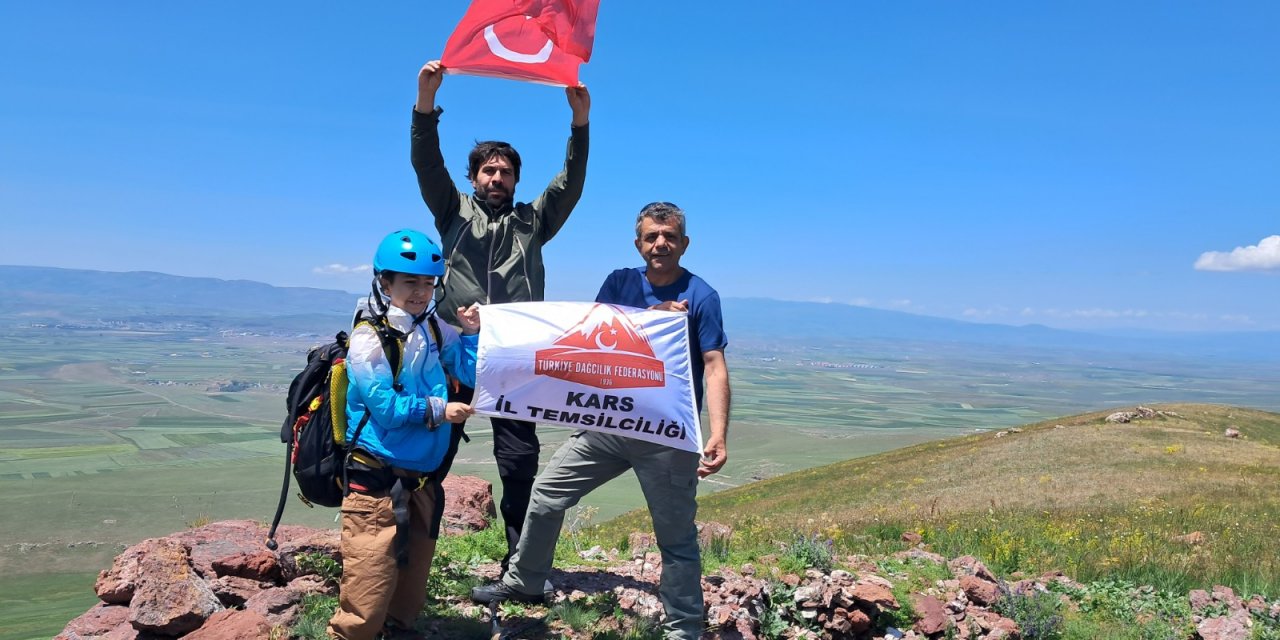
[888,299,912,308]
[313,263,371,276]
[1194,235,1280,272]
[1218,314,1255,325]
[962,306,1010,319]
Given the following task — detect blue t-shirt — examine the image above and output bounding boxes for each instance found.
[595,267,727,411]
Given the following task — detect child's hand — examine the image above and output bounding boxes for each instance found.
[457,303,481,335]
[445,402,474,423]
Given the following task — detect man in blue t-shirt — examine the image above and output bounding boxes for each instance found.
[472,202,732,640]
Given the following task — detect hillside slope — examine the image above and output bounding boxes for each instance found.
[602,404,1280,594]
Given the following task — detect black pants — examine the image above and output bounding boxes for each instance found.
[439,385,539,573]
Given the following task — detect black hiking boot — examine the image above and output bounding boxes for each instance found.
[470,580,546,605]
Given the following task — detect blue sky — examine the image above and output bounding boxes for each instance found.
[2,2,1277,332]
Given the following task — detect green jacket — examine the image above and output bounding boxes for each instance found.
[411,107,589,327]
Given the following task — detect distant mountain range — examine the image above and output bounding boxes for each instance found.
[4,265,1278,360]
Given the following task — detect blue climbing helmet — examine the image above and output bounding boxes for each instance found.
[373,229,444,277]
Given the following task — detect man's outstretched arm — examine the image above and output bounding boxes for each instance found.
[698,349,731,478]
[532,84,591,242]
[410,60,461,235]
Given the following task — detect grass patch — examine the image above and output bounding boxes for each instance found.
[289,593,338,640]
[0,572,99,640]
[591,404,1280,598]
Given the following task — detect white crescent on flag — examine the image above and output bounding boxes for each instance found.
[441,0,600,87]
[473,302,703,453]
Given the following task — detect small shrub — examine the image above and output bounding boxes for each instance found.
[994,586,1064,640]
[780,533,834,573]
[701,530,732,569]
[426,550,485,601]
[566,505,600,553]
[185,514,212,529]
[757,602,791,640]
[296,552,342,586]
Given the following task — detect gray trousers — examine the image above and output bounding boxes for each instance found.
[503,430,704,640]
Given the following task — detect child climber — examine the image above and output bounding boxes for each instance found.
[328,229,480,640]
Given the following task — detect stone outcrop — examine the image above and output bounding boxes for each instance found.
[59,475,496,639]
[60,507,1280,640]
[1105,405,1172,424]
[440,474,496,534]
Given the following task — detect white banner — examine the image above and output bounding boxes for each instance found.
[474,302,703,453]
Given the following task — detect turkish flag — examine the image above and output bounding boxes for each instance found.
[441,0,600,87]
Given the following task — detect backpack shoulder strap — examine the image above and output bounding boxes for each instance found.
[354,318,405,389]
[427,315,444,352]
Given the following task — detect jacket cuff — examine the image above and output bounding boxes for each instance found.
[426,396,447,427]
[408,397,428,424]
[412,105,443,125]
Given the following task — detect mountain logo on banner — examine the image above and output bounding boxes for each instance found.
[534,304,666,389]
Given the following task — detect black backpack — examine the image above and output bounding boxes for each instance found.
[264,314,441,550]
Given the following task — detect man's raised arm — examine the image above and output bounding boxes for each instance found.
[531,84,591,243]
[410,60,461,236]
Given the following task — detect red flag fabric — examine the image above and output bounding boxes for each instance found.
[441,0,600,87]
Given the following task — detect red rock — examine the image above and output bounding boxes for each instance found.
[1211,585,1243,610]
[850,582,898,609]
[912,594,951,635]
[1246,595,1267,614]
[895,548,948,565]
[1189,589,1213,612]
[986,616,1020,639]
[1198,609,1252,640]
[55,619,141,640]
[847,608,872,634]
[245,586,303,628]
[276,529,341,582]
[696,521,733,548]
[959,575,1000,607]
[948,555,997,581]
[901,531,923,545]
[56,604,130,639]
[212,550,281,582]
[183,610,275,640]
[286,574,333,597]
[628,532,655,556]
[95,539,164,604]
[170,521,277,579]
[126,538,223,635]
[441,475,496,534]
[210,575,266,608]
[828,608,853,634]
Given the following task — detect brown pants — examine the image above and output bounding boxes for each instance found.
[327,484,439,640]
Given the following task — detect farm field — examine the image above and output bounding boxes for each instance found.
[4,324,1280,638]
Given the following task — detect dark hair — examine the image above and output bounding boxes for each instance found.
[635,201,687,237]
[467,141,522,182]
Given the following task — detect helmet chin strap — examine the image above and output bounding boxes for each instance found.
[370,276,390,320]
[413,280,446,327]
[370,273,446,329]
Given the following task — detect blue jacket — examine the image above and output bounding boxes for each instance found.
[343,299,477,472]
